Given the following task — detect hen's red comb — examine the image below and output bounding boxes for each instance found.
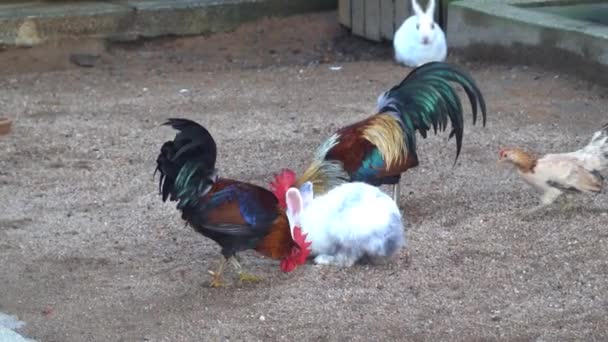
[499,148,510,158]
[269,168,297,208]
[292,226,311,264]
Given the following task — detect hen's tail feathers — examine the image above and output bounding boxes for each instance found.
[155,118,218,209]
[586,123,608,171]
[376,61,487,163]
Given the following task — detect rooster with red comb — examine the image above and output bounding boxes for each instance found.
[155,119,312,287]
[284,62,487,202]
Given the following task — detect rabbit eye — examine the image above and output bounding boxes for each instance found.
[431,23,435,30]
[416,23,420,30]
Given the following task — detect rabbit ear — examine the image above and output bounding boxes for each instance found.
[299,181,314,208]
[285,188,303,237]
[411,0,424,16]
[426,0,435,16]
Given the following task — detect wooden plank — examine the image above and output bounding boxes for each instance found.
[338,0,351,27]
[364,0,381,41]
[439,0,448,28]
[351,0,365,37]
[380,0,394,40]
[394,0,409,33]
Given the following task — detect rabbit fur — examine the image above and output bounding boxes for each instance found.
[285,181,406,267]
[393,0,447,67]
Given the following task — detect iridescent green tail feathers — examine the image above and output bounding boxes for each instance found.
[155,118,218,209]
[376,61,487,162]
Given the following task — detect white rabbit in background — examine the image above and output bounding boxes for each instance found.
[283,181,405,269]
[393,0,447,67]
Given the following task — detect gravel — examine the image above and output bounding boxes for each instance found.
[0,11,607,342]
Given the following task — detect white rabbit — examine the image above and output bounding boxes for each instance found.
[282,181,405,269]
[393,0,447,67]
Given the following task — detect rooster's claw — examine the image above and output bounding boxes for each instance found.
[238,273,262,283]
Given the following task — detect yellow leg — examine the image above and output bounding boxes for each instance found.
[559,194,573,211]
[230,257,262,283]
[208,256,227,288]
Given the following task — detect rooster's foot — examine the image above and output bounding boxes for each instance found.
[229,257,261,283]
[238,273,262,283]
[208,271,226,288]
[208,256,228,288]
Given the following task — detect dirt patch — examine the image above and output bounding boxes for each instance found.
[1,10,608,342]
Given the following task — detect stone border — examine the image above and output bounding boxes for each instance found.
[447,0,608,85]
[0,0,337,47]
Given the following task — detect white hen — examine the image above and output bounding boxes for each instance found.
[499,123,608,212]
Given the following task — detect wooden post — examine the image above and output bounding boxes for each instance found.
[380,0,395,40]
[394,0,408,32]
[338,0,351,27]
[365,0,381,41]
[351,0,365,37]
[339,0,439,42]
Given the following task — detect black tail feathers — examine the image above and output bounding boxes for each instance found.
[155,118,217,207]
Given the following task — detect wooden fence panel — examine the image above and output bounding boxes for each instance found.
[394,0,409,33]
[380,0,394,40]
[338,0,351,27]
[351,0,365,37]
[364,0,381,41]
[340,0,447,42]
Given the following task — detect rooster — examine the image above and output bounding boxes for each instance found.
[499,123,608,213]
[295,62,487,201]
[155,118,309,287]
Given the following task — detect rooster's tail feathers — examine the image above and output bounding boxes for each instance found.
[296,159,349,196]
[296,133,350,195]
[376,61,487,162]
[155,118,218,209]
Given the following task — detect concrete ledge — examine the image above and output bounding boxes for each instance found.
[0,2,132,46]
[125,0,337,39]
[447,0,608,85]
[0,0,337,46]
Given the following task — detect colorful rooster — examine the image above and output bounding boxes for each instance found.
[296,62,487,201]
[155,119,308,287]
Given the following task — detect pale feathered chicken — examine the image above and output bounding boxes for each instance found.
[499,123,608,213]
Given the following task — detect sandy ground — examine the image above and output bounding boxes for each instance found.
[1,11,608,342]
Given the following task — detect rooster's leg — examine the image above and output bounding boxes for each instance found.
[208,256,227,288]
[230,257,262,283]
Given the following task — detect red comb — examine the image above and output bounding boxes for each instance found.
[269,168,297,208]
[292,226,311,263]
[499,148,510,157]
